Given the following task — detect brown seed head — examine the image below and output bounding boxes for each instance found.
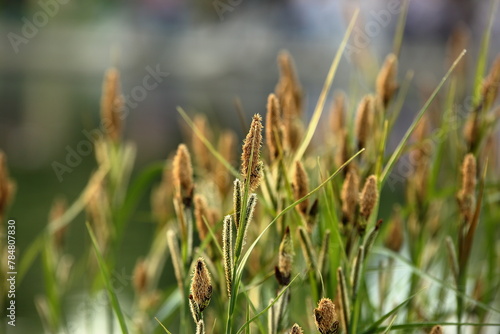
[355,95,374,150]
[266,93,283,161]
[376,53,398,108]
[276,51,303,118]
[100,67,123,142]
[293,160,309,215]
[360,175,378,220]
[49,197,68,251]
[190,257,213,313]
[481,54,500,107]
[330,91,346,134]
[173,144,194,207]
[429,325,443,334]
[458,153,476,222]
[133,258,148,294]
[385,210,404,252]
[314,298,340,334]
[194,195,212,241]
[290,323,304,334]
[192,114,213,171]
[341,168,359,223]
[276,226,294,285]
[241,114,263,191]
[0,151,15,220]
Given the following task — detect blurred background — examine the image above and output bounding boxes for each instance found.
[1,0,500,332]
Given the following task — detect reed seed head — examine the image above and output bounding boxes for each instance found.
[192,114,213,171]
[314,298,340,334]
[100,67,123,142]
[341,168,359,223]
[194,194,212,241]
[241,114,263,192]
[190,257,213,313]
[173,144,194,207]
[290,323,304,334]
[429,325,443,334]
[292,160,309,216]
[376,53,398,108]
[360,175,378,220]
[133,258,148,294]
[330,91,346,134]
[215,130,237,194]
[481,54,500,107]
[355,95,374,150]
[276,226,294,286]
[222,215,233,297]
[385,210,404,252]
[266,93,283,161]
[0,151,15,220]
[233,178,242,228]
[458,153,477,222]
[49,197,68,251]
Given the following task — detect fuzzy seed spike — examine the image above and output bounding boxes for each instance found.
[290,323,304,334]
[190,257,212,313]
[100,67,123,142]
[276,226,294,286]
[172,144,194,207]
[241,114,264,191]
[222,215,233,296]
[192,114,213,171]
[458,153,477,222]
[330,91,346,134]
[314,298,340,334]
[376,53,398,108]
[266,93,283,162]
[194,195,211,241]
[360,175,378,221]
[481,54,500,107]
[292,160,309,216]
[233,179,242,228]
[355,95,374,150]
[341,168,359,223]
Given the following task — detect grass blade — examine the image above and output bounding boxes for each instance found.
[293,8,359,162]
[86,222,129,334]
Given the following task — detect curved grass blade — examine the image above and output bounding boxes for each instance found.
[155,317,174,334]
[86,222,129,334]
[293,8,359,162]
[381,50,466,183]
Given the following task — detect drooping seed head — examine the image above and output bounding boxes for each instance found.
[376,53,398,108]
[100,67,123,142]
[314,298,340,334]
[276,226,294,285]
[172,144,194,207]
[341,168,359,223]
[360,175,378,220]
[190,257,213,313]
[290,323,304,334]
[355,95,374,150]
[241,114,263,192]
[292,160,309,216]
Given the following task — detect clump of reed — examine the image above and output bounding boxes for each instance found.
[8,5,500,334]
